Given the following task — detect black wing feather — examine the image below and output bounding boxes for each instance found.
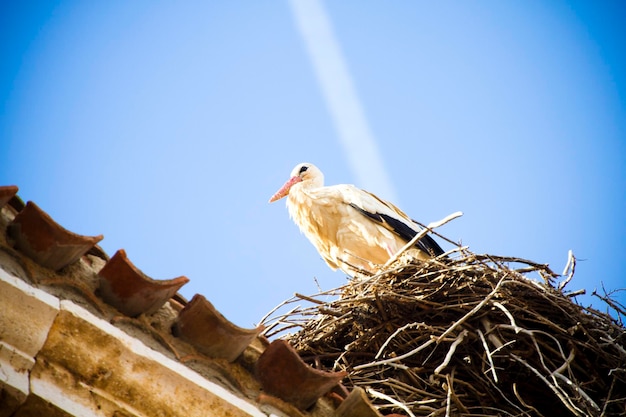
[349,203,445,257]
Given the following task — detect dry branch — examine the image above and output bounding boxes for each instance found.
[262,244,626,416]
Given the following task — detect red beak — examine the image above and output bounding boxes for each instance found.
[269,176,302,203]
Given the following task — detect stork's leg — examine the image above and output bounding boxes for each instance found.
[385,243,396,257]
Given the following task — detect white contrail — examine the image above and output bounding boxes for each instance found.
[288,0,398,202]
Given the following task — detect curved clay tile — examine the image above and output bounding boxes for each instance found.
[335,387,383,417]
[98,249,189,317]
[172,294,262,362]
[8,201,103,271]
[255,339,346,410]
[0,185,18,209]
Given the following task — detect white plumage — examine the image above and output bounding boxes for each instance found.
[269,163,444,276]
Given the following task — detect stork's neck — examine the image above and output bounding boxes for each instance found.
[297,175,324,192]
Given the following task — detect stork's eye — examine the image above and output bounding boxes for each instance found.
[298,165,309,175]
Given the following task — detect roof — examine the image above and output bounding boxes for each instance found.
[0,185,383,417]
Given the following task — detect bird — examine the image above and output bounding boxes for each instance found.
[269,162,445,277]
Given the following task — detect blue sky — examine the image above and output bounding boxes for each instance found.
[1,1,624,327]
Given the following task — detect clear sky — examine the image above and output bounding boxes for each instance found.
[1,1,624,327]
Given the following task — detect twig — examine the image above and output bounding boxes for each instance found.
[412,219,462,248]
[259,297,299,325]
[437,274,508,342]
[552,348,575,375]
[295,292,326,305]
[384,211,463,268]
[512,383,543,416]
[512,354,586,417]
[592,287,626,318]
[366,387,416,417]
[375,322,425,359]
[565,289,586,298]
[435,330,468,374]
[558,250,576,291]
[445,375,452,417]
[374,292,389,322]
[313,276,322,292]
[600,374,616,417]
[477,327,498,383]
[552,372,600,412]
[353,339,435,371]
[599,336,626,357]
[492,301,522,334]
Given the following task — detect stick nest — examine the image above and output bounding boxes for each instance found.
[262,249,626,416]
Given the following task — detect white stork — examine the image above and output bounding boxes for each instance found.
[269,163,444,277]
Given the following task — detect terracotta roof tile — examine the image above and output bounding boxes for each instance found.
[172,294,262,362]
[8,201,103,271]
[0,186,360,416]
[0,185,18,208]
[98,249,190,317]
[255,339,346,410]
[335,387,383,417]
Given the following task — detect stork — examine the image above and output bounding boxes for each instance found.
[269,163,444,277]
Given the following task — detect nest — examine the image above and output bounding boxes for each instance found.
[262,246,626,416]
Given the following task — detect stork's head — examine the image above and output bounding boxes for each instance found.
[269,162,324,202]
